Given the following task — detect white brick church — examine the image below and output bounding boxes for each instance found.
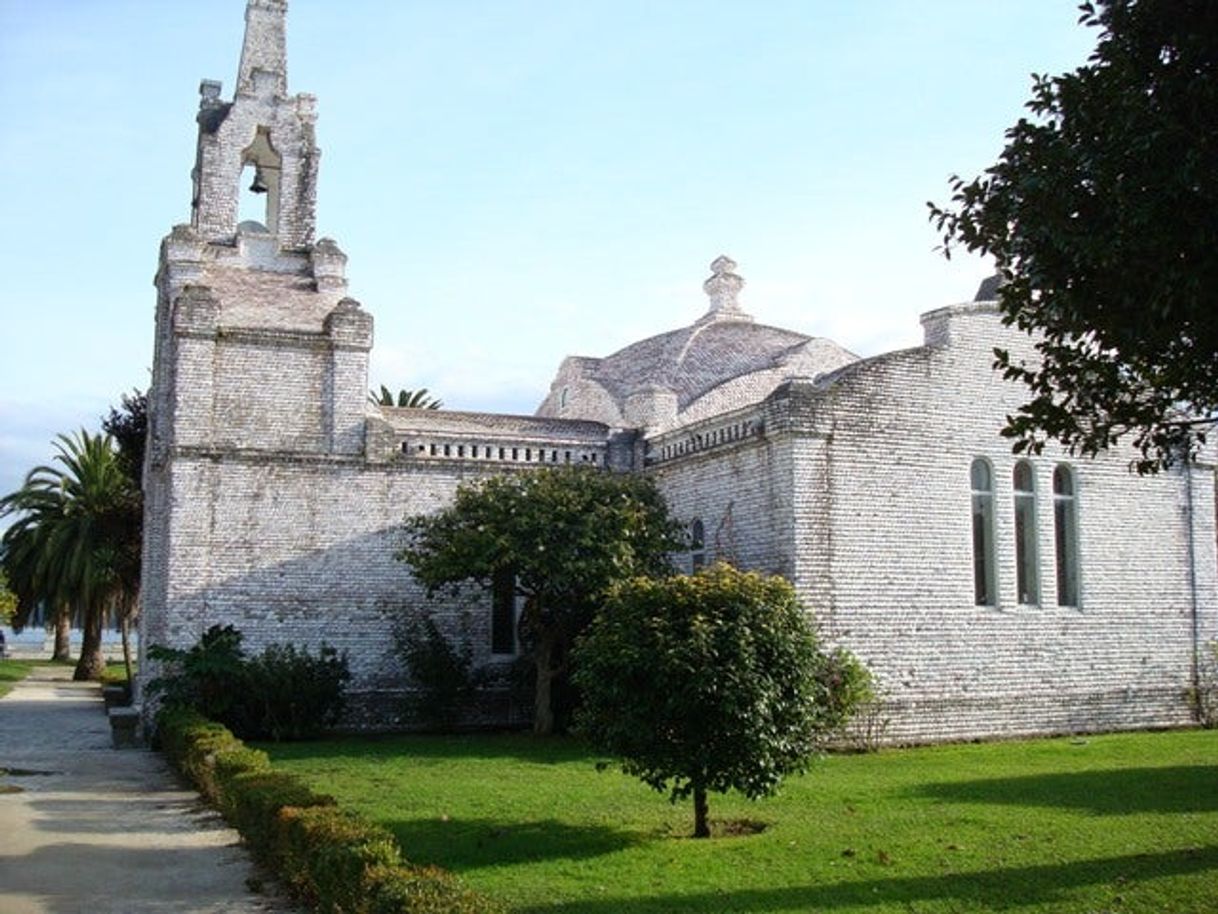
[141,0,1217,742]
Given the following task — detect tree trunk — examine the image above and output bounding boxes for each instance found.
[73,605,106,681]
[120,612,134,690]
[693,784,710,838]
[52,607,72,661]
[533,632,555,736]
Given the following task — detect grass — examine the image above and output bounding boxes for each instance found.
[0,658,41,698]
[263,728,1218,914]
[0,657,133,697]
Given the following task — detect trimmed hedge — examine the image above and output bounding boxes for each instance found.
[157,706,499,914]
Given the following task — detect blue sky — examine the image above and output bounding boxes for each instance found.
[0,1,1097,505]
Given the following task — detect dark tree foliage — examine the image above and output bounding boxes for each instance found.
[101,389,148,487]
[399,465,684,735]
[149,624,351,740]
[101,389,146,680]
[930,0,1218,473]
[573,564,839,838]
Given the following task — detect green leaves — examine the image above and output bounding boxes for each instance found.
[573,564,857,836]
[370,385,443,409]
[930,0,1218,473]
[398,465,685,733]
[0,430,140,674]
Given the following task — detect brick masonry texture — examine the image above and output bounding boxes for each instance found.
[140,1,1218,742]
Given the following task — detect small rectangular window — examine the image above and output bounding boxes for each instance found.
[491,569,516,655]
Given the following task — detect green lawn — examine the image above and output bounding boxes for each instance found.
[0,658,41,698]
[0,657,132,697]
[265,728,1218,913]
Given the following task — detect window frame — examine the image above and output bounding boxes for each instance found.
[690,518,706,572]
[490,568,519,656]
[1052,464,1081,608]
[1012,459,1041,606]
[970,457,998,607]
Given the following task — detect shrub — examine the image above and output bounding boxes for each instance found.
[156,703,499,914]
[813,647,890,751]
[367,864,503,914]
[394,616,476,730]
[275,806,403,913]
[148,624,247,721]
[220,770,335,860]
[150,625,350,741]
[238,643,351,740]
[1188,640,1218,728]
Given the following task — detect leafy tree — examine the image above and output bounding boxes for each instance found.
[0,431,138,680]
[573,564,844,838]
[101,390,146,682]
[0,569,16,626]
[929,0,1218,473]
[2,459,76,660]
[371,385,443,410]
[102,390,148,485]
[1,518,71,660]
[399,465,684,735]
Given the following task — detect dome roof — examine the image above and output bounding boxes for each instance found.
[591,319,815,411]
[538,257,858,430]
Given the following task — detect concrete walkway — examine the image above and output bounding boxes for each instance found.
[0,666,297,914]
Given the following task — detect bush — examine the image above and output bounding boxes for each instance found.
[156,705,499,914]
[395,616,476,730]
[148,624,246,721]
[367,864,502,914]
[220,770,336,860]
[274,806,403,912]
[1188,640,1218,728]
[813,648,890,751]
[150,625,350,741]
[238,643,351,740]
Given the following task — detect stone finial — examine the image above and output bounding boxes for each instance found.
[701,255,751,321]
[198,80,223,106]
[312,238,348,292]
[236,0,289,98]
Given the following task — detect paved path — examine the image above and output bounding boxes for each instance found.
[0,666,296,914]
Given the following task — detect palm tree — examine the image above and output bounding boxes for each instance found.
[0,431,139,680]
[370,385,443,409]
[1,479,74,661]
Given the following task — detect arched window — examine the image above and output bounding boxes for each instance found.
[1013,460,1040,604]
[1053,465,1080,607]
[690,519,706,571]
[970,459,997,606]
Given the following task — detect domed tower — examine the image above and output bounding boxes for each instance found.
[538,256,858,433]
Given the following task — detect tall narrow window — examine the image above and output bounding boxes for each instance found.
[491,568,517,655]
[1013,460,1040,604]
[690,519,706,571]
[970,459,996,606]
[1053,465,1080,607]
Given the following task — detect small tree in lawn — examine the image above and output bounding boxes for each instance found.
[399,465,684,735]
[574,563,843,838]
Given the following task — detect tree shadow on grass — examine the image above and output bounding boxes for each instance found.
[384,816,644,870]
[264,731,599,767]
[912,765,1218,815]
[513,844,1218,914]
